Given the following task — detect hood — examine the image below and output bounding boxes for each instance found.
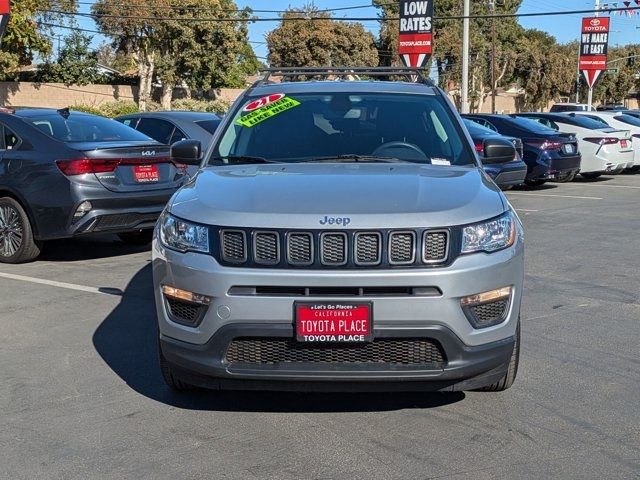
[169,163,506,229]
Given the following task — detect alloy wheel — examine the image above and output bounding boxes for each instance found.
[0,205,23,257]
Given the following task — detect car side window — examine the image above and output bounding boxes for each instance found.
[135,118,174,144]
[0,124,21,150]
[169,127,187,145]
[479,120,498,132]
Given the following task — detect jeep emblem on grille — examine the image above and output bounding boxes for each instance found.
[319,216,351,227]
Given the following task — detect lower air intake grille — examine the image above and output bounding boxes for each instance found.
[166,298,206,325]
[221,230,246,262]
[225,338,446,366]
[423,231,448,262]
[469,299,508,327]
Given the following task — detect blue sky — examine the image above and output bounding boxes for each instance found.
[67,0,640,61]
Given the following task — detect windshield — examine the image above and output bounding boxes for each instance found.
[613,114,640,127]
[463,118,497,136]
[24,113,155,143]
[579,115,611,128]
[561,114,612,130]
[210,92,475,166]
[506,116,558,134]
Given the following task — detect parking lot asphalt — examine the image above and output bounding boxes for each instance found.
[1,174,639,480]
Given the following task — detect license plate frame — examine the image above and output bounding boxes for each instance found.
[621,139,628,149]
[294,301,373,343]
[133,164,160,183]
[562,144,575,154]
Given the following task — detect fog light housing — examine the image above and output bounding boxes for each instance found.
[162,285,211,327]
[73,201,92,220]
[461,286,511,329]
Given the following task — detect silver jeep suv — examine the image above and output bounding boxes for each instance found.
[154,68,524,393]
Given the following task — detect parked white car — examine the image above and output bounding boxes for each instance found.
[549,103,595,113]
[519,112,633,179]
[570,111,640,171]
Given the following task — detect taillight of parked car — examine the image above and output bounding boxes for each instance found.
[523,139,564,151]
[583,137,619,145]
[55,157,173,176]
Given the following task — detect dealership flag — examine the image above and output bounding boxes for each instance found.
[0,0,9,48]
[398,1,433,69]
[579,17,610,88]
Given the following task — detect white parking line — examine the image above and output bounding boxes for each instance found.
[0,271,106,295]
[572,183,640,190]
[516,208,539,212]
[507,192,603,200]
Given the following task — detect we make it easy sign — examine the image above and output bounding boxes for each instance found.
[579,16,610,88]
[398,0,433,69]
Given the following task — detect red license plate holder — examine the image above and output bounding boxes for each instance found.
[133,164,159,182]
[295,302,373,343]
[621,139,628,149]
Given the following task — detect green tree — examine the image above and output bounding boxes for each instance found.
[0,0,77,80]
[593,45,640,105]
[92,0,258,110]
[36,31,105,86]
[266,6,379,69]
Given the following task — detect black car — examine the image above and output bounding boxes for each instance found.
[115,111,221,159]
[0,108,189,263]
[463,114,581,186]
[462,118,526,188]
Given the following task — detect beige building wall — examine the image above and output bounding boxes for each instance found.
[0,82,138,108]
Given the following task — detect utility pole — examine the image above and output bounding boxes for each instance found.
[489,0,497,113]
[461,0,470,113]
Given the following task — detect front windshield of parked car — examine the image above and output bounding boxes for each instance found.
[211,92,475,166]
[613,114,640,127]
[24,113,155,143]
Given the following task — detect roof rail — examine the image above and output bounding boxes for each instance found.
[253,67,433,87]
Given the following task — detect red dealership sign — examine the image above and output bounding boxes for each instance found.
[579,17,610,88]
[0,0,9,48]
[398,1,433,69]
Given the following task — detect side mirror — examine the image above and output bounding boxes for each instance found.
[481,138,516,165]
[171,139,201,166]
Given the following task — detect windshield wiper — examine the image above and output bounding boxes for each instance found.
[210,155,278,165]
[298,154,412,163]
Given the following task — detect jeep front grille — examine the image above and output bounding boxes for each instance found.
[225,338,446,366]
[320,233,347,265]
[215,227,451,269]
[423,231,448,263]
[220,230,246,262]
[389,231,416,265]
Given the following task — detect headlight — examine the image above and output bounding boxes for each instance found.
[159,212,209,253]
[461,211,516,254]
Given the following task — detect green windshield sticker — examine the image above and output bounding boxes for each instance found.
[236,96,301,127]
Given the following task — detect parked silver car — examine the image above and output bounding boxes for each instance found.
[153,68,525,393]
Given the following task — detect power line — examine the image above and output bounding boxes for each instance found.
[37,5,640,23]
[71,1,378,14]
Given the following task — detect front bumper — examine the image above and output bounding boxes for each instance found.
[160,324,516,392]
[153,228,524,389]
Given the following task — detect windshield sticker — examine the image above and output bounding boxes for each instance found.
[237,96,301,128]
[243,93,285,112]
[431,158,451,166]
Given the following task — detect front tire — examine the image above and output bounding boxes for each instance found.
[477,320,520,392]
[118,229,153,245]
[0,197,42,264]
[158,340,196,391]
